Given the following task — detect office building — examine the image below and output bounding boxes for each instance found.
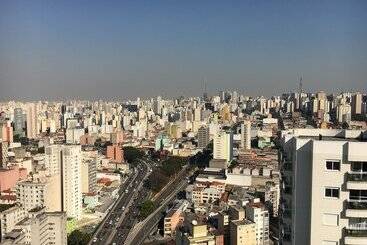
[279,129,367,245]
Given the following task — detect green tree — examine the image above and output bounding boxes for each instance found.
[67,230,92,245]
[139,200,155,219]
[123,146,144,163]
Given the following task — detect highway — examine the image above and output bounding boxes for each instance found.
[89,159,152,245]
[124,167,190,245]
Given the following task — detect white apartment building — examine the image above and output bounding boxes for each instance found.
[2,207,67,245]
[213,130,233,163]
[26,103,38,139]
[245,201,270,245]
[279,128,367,245]
[0,205,26,242]
[16,175,61,212]
[44,145,82,219]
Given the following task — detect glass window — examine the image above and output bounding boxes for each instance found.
[326,161,340,171]
[325,187,339,198]
[351,162,367,172]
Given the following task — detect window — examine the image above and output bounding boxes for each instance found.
[326,161,340,171]
[351,162,367,173]
[325,188,339,198]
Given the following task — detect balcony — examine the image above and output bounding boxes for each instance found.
[347,173,367,190]
[346,202,367,218]
[344,229,367,245]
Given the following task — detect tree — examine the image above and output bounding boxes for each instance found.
[67,230,92,245]
[123,146,144,163]
[139,200,155,219]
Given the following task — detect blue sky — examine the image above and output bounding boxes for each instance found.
[0,0,366,100]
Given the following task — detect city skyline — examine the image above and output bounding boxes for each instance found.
[1,0,367,100]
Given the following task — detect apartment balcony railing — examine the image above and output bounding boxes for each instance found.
[347,173,367,182]
[349,196,367,203]
[345,229,367,237]
[348,201,367,209]
[348,222,367,231]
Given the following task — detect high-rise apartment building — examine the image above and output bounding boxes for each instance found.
[44,145,82,219]
[230,219,256,245]
[240,120,251,150]
[13,108,24,137]
[351,92,363,119]
[26,103,38,139]
[81,157,97,193]
[1,122,13,143]
[106,145,124,163]
[279,129,367,245]
[197,126,209,149]
[245,201,269,245]
[16,175,61,212]
[1,207,67,245]
[213,130,233,163]
[0,140,8,168]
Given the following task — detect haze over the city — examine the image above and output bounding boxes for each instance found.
[1,0,366,100]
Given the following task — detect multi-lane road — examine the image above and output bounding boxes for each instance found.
[89,159,152,245]
[125,179,188,245]
[124,166,192,245]
[90,157,192,245]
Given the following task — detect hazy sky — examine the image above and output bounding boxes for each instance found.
[0,0,366,100]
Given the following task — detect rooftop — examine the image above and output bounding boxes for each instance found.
[0,204,16,212]
[232,219,254,226]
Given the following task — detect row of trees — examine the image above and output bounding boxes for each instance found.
[145,156,187,194]
[67,230,92,245]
